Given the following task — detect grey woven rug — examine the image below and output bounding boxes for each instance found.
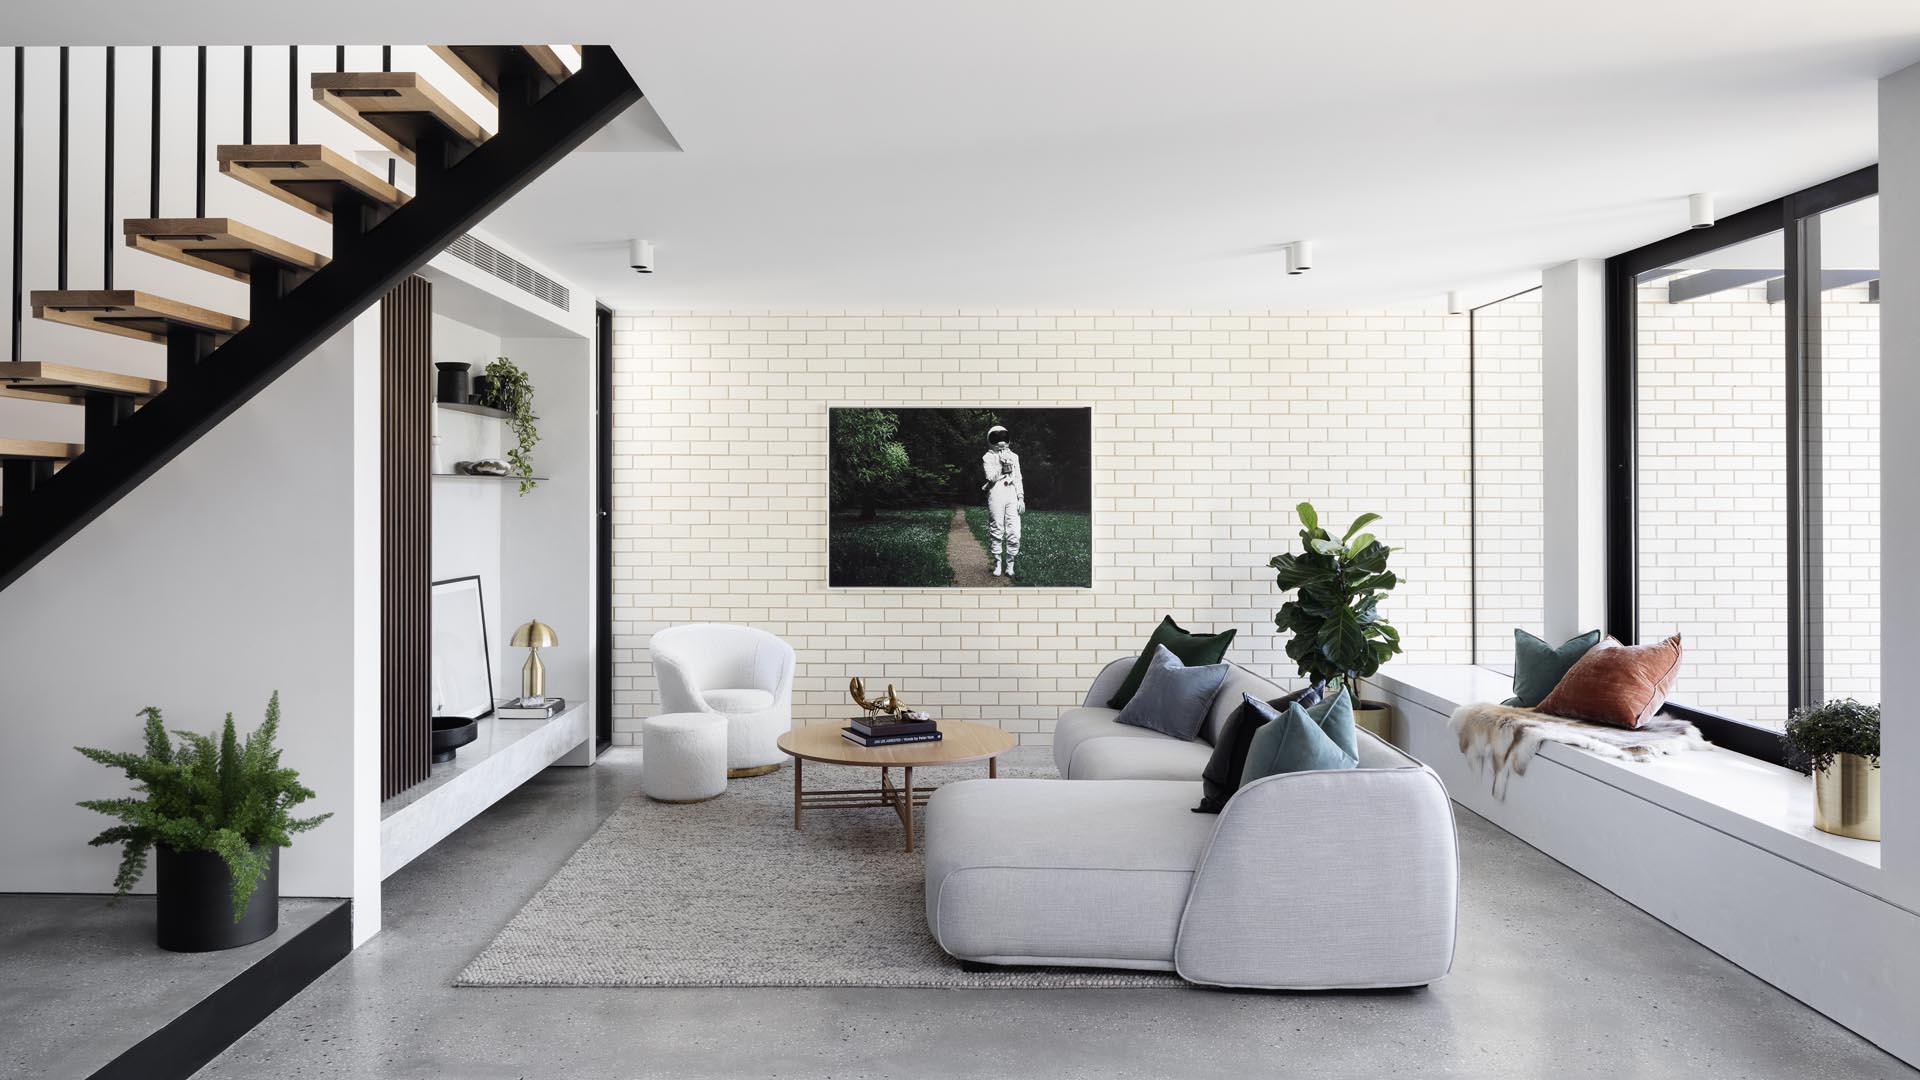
[457,750,1183,988]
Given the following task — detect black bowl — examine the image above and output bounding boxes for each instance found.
[432,717,479,763]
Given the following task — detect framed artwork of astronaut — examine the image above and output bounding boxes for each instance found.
[828,406,1092,588]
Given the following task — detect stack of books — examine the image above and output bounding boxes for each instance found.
[842,714,941,747]
[499,696,565,719]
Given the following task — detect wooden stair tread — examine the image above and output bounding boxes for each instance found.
[218,144,409,222]
[0,362,164,398]
[0,438,81,461]
[124,217,327,282]
[311,72,492,164]
[430,45,571,106]
[30,290,247,345]
[0,386,81,406]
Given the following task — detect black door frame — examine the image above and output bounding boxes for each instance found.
[595,304,613,753]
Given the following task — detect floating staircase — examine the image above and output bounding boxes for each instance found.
[0,44,642,589]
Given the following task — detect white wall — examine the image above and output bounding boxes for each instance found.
[1877,60,1920,923]
[607,310,1473,746]
[430,314,508,682]
[0,318,376,914]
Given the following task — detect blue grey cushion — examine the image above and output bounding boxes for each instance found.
[1239,688,1359,785]
[1112,645,1230,742]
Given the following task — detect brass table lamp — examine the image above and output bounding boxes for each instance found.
[510,619,558,699]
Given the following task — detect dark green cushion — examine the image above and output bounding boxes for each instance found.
[1107,616,1237,709]
[1239,688,1359,785]
[1505,629,1604,708]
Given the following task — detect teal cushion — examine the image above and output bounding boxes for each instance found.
[1106,615,1237,709]
[1506,629,1604,707]
[1239,688,1359,786]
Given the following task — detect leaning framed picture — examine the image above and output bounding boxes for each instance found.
[431,575,495,720]
[827,406,1092,589]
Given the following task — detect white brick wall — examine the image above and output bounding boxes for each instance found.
[1636,282,1881,728]
[1470,290,1545,672]
[608,311,1473,746]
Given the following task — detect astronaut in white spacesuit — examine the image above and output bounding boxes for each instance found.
[981,424,1025,577]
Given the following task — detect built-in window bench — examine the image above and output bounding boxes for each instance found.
[1366,665,1915,1067]
[379,702,591,878]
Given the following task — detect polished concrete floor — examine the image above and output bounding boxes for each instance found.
[1,893,337,1079]
[198,750,1914,1080]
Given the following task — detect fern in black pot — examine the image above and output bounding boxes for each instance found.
[76,692,330,951]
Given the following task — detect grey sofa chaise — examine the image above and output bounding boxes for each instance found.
[923,657,1459,989]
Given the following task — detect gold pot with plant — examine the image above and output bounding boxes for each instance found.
[1269,502,1404,742]
[1784,698,1880,841]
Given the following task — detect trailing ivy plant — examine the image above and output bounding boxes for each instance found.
[1782,698,1880,775]
[1270,502,1403,693]
[75,692,331,921]
[481,356,540,495]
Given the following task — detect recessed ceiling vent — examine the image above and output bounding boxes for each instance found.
[446,233,571,312]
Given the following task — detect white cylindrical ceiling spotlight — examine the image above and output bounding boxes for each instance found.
[628,238,656,273]
[1688,192,1715,230]
[1288,240,1313,274]
[1446,291,1464,315]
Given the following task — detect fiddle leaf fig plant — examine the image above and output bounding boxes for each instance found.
[480,356,540,495]
[1270,502,1402,692]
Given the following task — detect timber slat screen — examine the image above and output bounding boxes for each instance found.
[380,275,431,799]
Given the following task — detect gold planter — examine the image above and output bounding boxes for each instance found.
[1354,700,1394,746]
[1814,753,1881,841]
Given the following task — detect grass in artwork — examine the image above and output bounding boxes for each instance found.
[827,509,955,587]
[965,508,1092,588]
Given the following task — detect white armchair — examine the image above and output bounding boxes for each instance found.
[648,624,796,776]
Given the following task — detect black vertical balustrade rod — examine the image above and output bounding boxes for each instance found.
[242,45,252,144]
[195,46,206,217]
[382,46,391,72]
[335,45,344,73]
[289,45,298,143]
[149,46,160,217]
[12,48,24,363]
[103,46,114,288]
[57,47,68,290]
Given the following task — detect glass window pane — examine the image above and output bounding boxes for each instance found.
[1471,289,1544,674]
[1814,196,1881,707]
[1636,232,1789,728]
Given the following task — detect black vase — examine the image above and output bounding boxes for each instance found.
[155,844,279,952]
[470,374,497,408]
[435,362,471,404]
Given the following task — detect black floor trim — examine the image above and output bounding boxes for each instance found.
[90,899,352,1080]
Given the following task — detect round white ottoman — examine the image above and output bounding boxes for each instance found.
[641,712,728,803]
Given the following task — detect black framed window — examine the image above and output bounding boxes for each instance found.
[1605,167,1879,765]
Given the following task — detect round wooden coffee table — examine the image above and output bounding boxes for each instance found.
[776,720,1017,852]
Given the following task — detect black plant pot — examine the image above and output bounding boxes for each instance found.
[435,362,471,404]
[433,716,479,763]
[155,844,278,952]
[470,374,497,408]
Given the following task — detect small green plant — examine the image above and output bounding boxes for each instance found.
[1270,502,1403,692]
[1783,698,1880,776]
[75,692,331,921]
[481,356,540,495]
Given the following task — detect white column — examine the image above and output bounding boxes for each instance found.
[1877,62,1920,910]
[1539,258,1609,642]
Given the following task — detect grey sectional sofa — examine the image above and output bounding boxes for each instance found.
[923,657,1459,988]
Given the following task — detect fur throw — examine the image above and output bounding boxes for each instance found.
[1448,702,1710,798]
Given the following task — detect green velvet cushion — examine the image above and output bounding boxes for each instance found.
[1106,615,1237,709]
[1505,628,1604,708]
[1239,688,1359,786]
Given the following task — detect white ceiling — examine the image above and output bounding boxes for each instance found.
[14,1,1920,310]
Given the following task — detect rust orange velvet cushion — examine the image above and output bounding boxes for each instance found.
[1535,634,1684,730]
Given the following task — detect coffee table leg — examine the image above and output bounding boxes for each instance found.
[904,766,916,853]
[792,757,803,831]
[989,755,997,779]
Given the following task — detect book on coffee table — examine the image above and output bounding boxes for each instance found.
[849,715,938,738]
[841,727,944,747]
